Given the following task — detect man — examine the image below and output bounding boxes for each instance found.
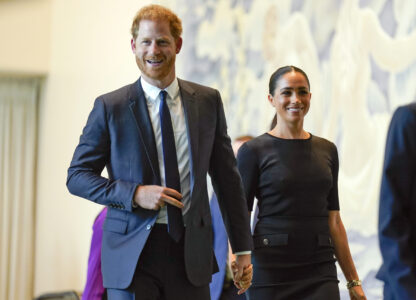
[377,103,416,300]
[67,4,253,300]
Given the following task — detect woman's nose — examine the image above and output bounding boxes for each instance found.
[291,94,301,103]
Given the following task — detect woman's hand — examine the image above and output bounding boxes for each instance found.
[349,285,366,300]
[231,261,253,294]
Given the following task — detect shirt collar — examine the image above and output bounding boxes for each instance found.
[140,77,179,102]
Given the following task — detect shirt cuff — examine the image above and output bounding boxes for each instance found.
[234,251,251,255]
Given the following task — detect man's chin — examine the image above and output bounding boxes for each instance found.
[141,71,163,80]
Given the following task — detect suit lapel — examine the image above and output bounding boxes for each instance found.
[179,79,199,192]
[129,79,161,184]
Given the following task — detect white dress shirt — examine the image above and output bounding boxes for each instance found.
[140,77,191,224]
[140,77,251,255]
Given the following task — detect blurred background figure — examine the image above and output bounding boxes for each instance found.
[83,207,107,300]
[210,136,253,300]
[377,103,416,300]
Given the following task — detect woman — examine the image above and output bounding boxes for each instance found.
[237,66,366,300]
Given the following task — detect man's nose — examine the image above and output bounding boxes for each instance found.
[149,42,161,54]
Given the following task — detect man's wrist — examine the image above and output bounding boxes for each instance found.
[132,198,138,209]
[132,185,140,209]
[234,251,251,256]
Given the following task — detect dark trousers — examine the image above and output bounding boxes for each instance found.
[107,224,210,300]
[219,283,247,300]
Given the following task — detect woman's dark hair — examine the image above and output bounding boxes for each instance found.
[270,114,277,130]
[268,65,310,95]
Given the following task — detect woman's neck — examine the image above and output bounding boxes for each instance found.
[269,122,309,139]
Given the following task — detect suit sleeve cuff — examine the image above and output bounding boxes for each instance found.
[234,251,251,255]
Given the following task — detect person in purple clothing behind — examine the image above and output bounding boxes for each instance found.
[83,207,108,300]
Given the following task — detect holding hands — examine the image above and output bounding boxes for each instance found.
[231,254,253,295]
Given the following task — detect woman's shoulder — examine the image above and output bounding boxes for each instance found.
[242,133,272,149]
[311,134,338,154]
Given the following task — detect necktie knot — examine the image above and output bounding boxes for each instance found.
[160,90,167,103]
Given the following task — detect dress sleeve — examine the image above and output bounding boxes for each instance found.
[327,143,340,210]
[236,143,259,211]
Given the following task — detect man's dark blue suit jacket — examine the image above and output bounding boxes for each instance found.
[67,78,253,289]
[377,103,416,300]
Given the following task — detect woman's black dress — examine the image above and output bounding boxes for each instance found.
[237,133,341,300]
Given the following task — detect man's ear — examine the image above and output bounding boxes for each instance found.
[176,37,183,54]
[131,38,136,53]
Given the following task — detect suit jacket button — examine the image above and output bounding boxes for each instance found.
[263,238,269,245]
[146,224,152,230]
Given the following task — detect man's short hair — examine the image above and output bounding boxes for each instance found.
[131,4,183,40]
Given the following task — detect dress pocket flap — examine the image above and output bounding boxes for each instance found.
[253,233,288,248]
[103,218,128,234]
[318,234,333,246]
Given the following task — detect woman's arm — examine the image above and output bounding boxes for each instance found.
[328,210,366,300]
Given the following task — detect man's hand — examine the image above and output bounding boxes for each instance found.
[231,254,252,295]
[133,185,183,210]
[232,263,253,293]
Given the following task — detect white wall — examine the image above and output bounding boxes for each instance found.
[0,0,51,75]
